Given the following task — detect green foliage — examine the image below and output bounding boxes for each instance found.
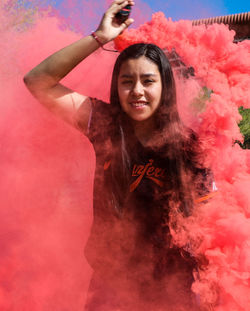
[191,87,213,113]
[237,107,250,149]
[191,88,249,150]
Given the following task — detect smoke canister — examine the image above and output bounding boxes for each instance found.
[115,5,131,24]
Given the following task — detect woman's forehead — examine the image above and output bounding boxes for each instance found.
[119,56,160,76]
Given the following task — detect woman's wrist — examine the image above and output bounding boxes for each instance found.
[93,30,111,46]
[91,30,120,53]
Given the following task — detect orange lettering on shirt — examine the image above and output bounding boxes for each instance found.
[154,168,162,178]
[104,160,111,170]
[136,165,145,176]
[146,166,155,176]
[130,159,166,192]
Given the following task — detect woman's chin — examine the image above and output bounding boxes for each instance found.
[130,115,149,122]
[128,114,155,125]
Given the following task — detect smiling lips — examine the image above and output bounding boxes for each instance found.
[130,101,148,109]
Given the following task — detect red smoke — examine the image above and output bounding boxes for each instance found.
[1,1,250,310]
[115,12,250,309]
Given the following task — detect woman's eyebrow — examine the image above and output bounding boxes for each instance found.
[141,73,157,78]
[120,73,157,78]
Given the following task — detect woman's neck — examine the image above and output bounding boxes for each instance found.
[132,117,156,147]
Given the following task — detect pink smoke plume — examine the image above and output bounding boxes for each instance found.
[115,12,250,309]
[1,1,250,310]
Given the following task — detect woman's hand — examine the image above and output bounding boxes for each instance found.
[23,0,135,133]
[95,0,135,44]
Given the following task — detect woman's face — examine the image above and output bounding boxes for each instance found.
[118,56,162,122]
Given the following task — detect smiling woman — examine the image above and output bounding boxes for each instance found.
[118,56,162,122]
[23,0,216,310]
[112,42,179,148]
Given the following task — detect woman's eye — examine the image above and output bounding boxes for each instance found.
[122,80,132,85]
[144,79,154,84]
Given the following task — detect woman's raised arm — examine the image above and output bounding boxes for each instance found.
[23,0,134,134]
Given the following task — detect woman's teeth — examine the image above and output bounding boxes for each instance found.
[131,102,148,107]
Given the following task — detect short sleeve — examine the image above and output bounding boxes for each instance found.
[85,98,113,149]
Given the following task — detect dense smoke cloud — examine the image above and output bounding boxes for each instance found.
[114,12,250,309]
[0,1,250,310]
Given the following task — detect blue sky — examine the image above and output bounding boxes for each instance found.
[26,0,249,20]
[145,0,249,20]
[15,0,249,34]
[52,0,249,34]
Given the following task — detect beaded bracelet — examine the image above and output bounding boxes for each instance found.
[91,32,118,53]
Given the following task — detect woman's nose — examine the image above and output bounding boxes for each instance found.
[132,81,144,96]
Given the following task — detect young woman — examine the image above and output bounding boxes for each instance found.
[24,1,214,310]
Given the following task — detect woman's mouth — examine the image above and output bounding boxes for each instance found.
[130,101,148,108]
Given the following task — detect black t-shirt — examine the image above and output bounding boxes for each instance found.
[83,99,215,282]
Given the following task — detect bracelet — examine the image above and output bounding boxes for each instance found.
[91,31,118,53]
[91,32,104,47]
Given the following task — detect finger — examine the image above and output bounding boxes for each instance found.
[120,17,134,31]
[112,0,130,4]
[108,0,128,9]
[109,0,134,9]
[108,0,132,15]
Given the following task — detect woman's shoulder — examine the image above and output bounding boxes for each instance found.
[86,98,115,144]
[89,97,113,116]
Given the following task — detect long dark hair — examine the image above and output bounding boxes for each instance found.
[110,44,183,136]
[108,43,199,216]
